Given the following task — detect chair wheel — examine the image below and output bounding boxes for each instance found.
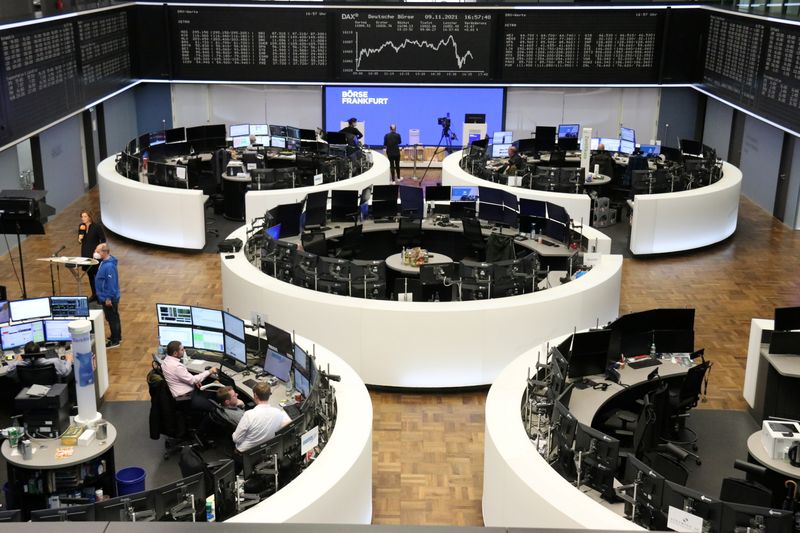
[692,444,698,451]
[163,452,170,460]
[696,459,702,465]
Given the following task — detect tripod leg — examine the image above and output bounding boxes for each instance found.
[421,132,447,182]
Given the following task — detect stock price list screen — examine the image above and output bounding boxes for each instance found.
[703,14,765,106]
[337,11,494,82]
[756,23,800,132]
[170,7,329,81]
[77,10,132,103]
[502,10,661,83]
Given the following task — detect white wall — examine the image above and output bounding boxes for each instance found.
[171,84,323,130]
[103,89,138,156]
[39,116,86,212]
[739,115,783,214]
[505,87,660,143]
[703,98,734,161]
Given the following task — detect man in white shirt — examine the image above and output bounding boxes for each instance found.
[232,382,291,453]
[161,340,218,412]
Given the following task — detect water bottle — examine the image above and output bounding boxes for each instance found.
[650,341,657,359]
[205,495,216,522]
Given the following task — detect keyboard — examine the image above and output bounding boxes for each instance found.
[283,404,302,420]
[243,379,259,389]
[628,358,662,370]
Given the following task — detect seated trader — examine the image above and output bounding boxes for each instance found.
[216,385,245,426]
[232,383,291,453]
[161,340,218,412]
[590,143,615,179]
[6,341,73,381]
[504,145,527,175]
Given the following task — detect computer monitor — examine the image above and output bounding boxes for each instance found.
[0,509,22,522]
[285,126,301,140]
[719,502,793,533]
[0,321,45,350]
[192,328,224,352]
[622,453,666,528]
[599,137,621,152]
[478,186,503,205]
[158,325,193,348]
[293,343,309,374]
[153,472,206,522]
[465,113,486,124]
[470,137,489,150]
[9,297,51,322]
[230,124,250,137]
[303,191,328,229]
[157,303,192,325]
[265,223,281,241]
[558,123,580,139]
[574,423,619,500]
[619,139,635,155]
[620,126,635,144]
[273,202,303,238]
[519,198,546,218]
[451,186,478,202]
[478,202,505,226]
[271,136,286,149]
[242,436,283,480]
[661,481,723,532]
[224,334,246,365]
[491,143,511,158]
[299,128,316,141]
[165,127,186,144]
[44,320,71,343]
[516,138,536,154]
[775,306,800,331]
[30,503,95,521]
[639,144,661,157]
[590,138,600,150]
[449,201,476,220]
[460,260,493,282]
[551,398,578,479]
[222,311,245,341]
[372,200,397,220]
[294,366,310,398]
[0,300,9,324]
[255,135,270,146]
[679,138,703,156]
[269,125,286,137]
[232,136,250,149]
[425,185,450,202]
[50,296,89,318]
[543,219,568,244]
[208,459,237,521]
[492,131,513,144]
[265,323,293,355]
[250,124,269,136]
[264,346,292,383]
[567,330,612,378]
[419,262,456,285]
[535,126,557,152]
[372,185,399,203]
[94,490,156,521]
[191,306,223,330]
[330,190,358,222]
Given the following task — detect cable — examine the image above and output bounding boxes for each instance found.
[3,232,23,295]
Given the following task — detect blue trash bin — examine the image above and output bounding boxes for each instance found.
[115,467,146,496]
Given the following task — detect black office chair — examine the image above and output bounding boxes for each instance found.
[301,231,328,256]
[485,233,515,262]
[461,217,486,261]
[397,217,422,248]
[17,364,58,388]
[719,460,773,507]
[666,360,711,451]
[649,451,689,486]
[147,363,201,459]
[335,224,362,259]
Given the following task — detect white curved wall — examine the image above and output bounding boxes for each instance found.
[483,337,641,530]
[245,151,391,224]
[628,161,742,255]
[227,334,372,524]
[222,225,622,388]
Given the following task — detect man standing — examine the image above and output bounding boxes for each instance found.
[94,243,121,349]
[384,124,402,183]
[232,383,291,452]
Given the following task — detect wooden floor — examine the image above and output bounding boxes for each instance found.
[1,172,799,525]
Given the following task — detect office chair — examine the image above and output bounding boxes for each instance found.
[719,460,773,507]
[301,231,328,256]
[397,217,422,248]
[147,363,202,459]
[665,360,711,451]
[461,217,486,261]
[17,364,58,387]
[485,233,515,262]
[649,451,689,486]
[335,224,362,259]
[204,196,219,238]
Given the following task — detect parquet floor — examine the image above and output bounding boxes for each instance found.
[1,171,798,525]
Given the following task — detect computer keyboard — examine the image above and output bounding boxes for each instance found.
[628,358,662,370]
[243,379,259,389]
[283,403,302,420]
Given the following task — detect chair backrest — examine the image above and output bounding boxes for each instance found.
[17,363,58,387]
[462,217,484,245]
[679,361,709,406]
[301,231,327,256]
[398,217,422,239]
[719,477,772,507]
[650,453,689,486]
[340,224,363,254]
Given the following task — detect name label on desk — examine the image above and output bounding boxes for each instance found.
[667,506,704,532]
[301,425,319,455]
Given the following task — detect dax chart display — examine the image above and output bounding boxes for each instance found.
[336,11,495,82]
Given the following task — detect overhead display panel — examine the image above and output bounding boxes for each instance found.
[501,10,662,83]
[77,10,132,103]
[702,14,765,107]
[756,23,800,132]
[336,11,494,82]
[169,7,330,81]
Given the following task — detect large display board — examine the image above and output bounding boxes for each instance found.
[168,7,329,81]
[335,11,494,82]
[502,10,662,83]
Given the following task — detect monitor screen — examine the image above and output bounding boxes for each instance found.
[619,139,635,155]
[250,124,269,136]
[232,136,250,149]
[264,347,292,382]
[192,328,224,352]
[293,343,308,373]
[224,334,246,364]
[255,135,270,146]
[294,366,310,398]
[165,127,186,144]
[639,144,661,156]
[479,186,503,205]
[94,490,156,522]
[158,325,193,348]
[9,297,51,322]
[478,203,505,225]
[265,224,281,240]
[620,127,636,143]
[157,304,192,325]
[680,139,703,156]
[425,185,451,202]
[49,296,89,318]
[516,138,536,154]
[0,300,8,324]
[451,186,478,202]
[599,138,621,152]
[271,136,286,149]
[230,124,250,137]
[535,126,557,152]
[191,307,223,330]
[492,131,513,144]
[44,320,71,342]
[149,131,166,146]
[590,138,600,150]
[775,306,800,331]
[492,143,511,158]
[299,128,317,141]
[286,127,301,139]
[223,311,245,340]
[0,321,45,350]
[558,124,580,139]
[270,125,287,137]
[30,503,95,522]
[153,472,206,522]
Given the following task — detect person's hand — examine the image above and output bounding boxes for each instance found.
[209,367,218,375]
[104,299,112,307]
[236,398,245,408]
[78,235,83,243]
[64,353,74,362]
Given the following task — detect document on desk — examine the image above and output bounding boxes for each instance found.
[667,505,703,532]
[26,384,51,397]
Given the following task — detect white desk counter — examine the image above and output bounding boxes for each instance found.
[628,161,742,255]
[222,226,622,389]
[97,155,208,250]
[227,333,372,524]
[442,151,611,254]
[244,152,391,225]
[483,337,641,530]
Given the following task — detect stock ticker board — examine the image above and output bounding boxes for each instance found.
[336,11,494,82]
[169,7,330,81]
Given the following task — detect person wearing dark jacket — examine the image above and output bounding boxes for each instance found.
[78,210,106,301]
[94,243,121,348]
[384,124,402,183]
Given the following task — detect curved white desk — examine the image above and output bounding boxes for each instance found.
[227,333,372,524]
[222,225,622,388]
[442,151,611,254]
[629,161,742,255]
[244,152,391,225]
[483,336,641,530]
[97,156,208,250]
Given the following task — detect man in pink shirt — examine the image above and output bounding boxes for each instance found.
[161,340,218,412]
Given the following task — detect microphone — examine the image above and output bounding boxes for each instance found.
[79,224,87,236]
[52,245,66,257]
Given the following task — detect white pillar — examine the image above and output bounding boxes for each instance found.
[69,319,100,424]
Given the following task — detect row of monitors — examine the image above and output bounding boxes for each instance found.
[479,125,636,156]
[232,135,302,150]
[0,320,75,351]
[156,304,245,341]
[0,296,89,324]
[774,306,800,332]
[229,124,316,142]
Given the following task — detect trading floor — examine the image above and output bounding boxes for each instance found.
[0,171,798,525]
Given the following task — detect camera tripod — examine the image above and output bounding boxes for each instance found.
[420,122,458,182]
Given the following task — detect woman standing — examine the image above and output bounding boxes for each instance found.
[78,210,106,301]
